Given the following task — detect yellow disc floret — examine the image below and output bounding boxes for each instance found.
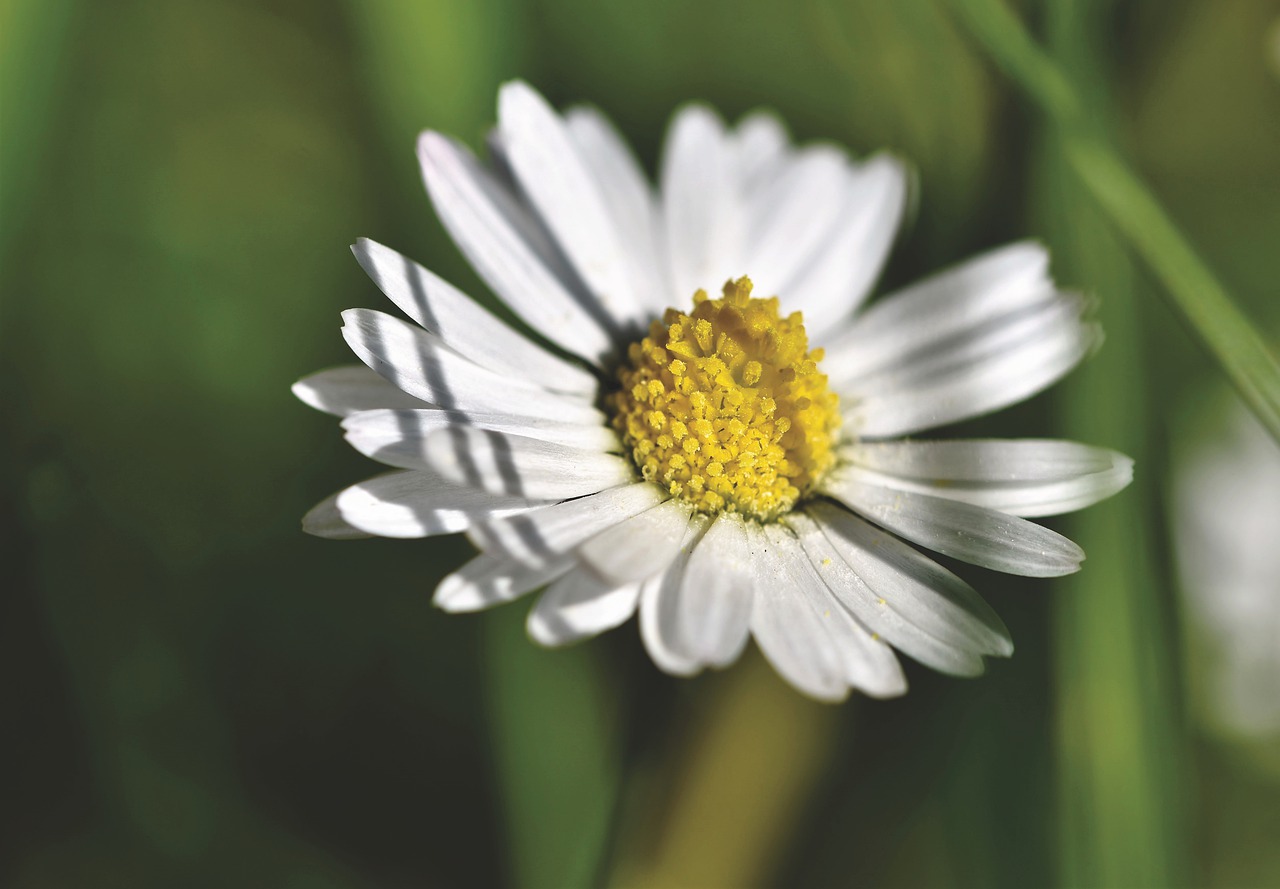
[610,276,841,522]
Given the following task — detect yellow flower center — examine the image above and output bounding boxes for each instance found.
[610,276,841,522]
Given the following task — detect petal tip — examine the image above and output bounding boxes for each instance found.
[416,129,450,165]
[433,578,479,613]
[498,78,541,108]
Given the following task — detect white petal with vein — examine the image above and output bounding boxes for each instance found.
[747,523,848,701]
[578,499,693,585]
[417,130,618,362]
[422,426,633,501]
[434,553,572,612]
[846,438,1116,480]
[341,309,603,426]
[661,105,746,301]
[836,445,1133,518]
[734,110,789,188]
[527,567,642,646]
[842,306,1098,438]
[335,470,544,539]
[675,512,755,668]
[790,154,908,340]
[293,365,431,417]
[564,105,669,316]
[469,482,667,567]
[821,476,1085,576]
[639,515,710,676]
[790,507,1001,674]
[352,238,597,395]
[499,82,648,329]
[770,523,907,698]
[821,240,1052,378]
[743,145,852,302]
[301,492,373,540]
[344,408,617,470]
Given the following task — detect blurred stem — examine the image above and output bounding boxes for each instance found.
[609,652,838,889]
[951,0,1280,445]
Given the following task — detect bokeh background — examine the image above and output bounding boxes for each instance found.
[4,0,1279,886]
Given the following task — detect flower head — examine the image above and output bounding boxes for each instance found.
[295,81,1133,701]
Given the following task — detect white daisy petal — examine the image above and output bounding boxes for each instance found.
[351,238,598,396]
[747,523,849,702]
[842,300,1099,438]
[564,104,670,317]
[639,514,711,676]
[789,507,999,674]
[764,523,907,698]
[335,470,544,539]
[821,240,1053,379]
[839,290,1090,393]
[498,82,649,330]
[343,408,618,470]
[422,426,633,501]
[838,291,1085,393]
[434,552,572,613]
[301,492,373,540]
[733,110,790,189]
[789,153,909,340]
[450,127,597,296]
[744,145,852,301]
[417,130,619,361]
[661,104,746,300]
[340,309,604,426]
[528,567,643,647]
[821,476,1086,577]
[840,440,1134,517]
[293,365,431,417]
[468,482,668,567]
[674,512,755,668]
[577,498,694,585]
[846,438,1116,480]
[827,615,908,699]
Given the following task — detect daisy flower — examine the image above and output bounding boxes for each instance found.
[295,81,1133,701]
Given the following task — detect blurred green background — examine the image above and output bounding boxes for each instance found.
[4,0,1279,886]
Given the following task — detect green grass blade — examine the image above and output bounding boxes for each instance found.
[1033,1,1190,885]
[950,0,1280,445]
[1035,141,1190,889]
[1063,137,1280,438]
